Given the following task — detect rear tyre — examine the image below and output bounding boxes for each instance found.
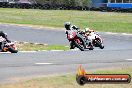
[8,47,18,53]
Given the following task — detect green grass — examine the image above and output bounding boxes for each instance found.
[0,67,131,88]
[0,8,132,33]
[17,43,69,51]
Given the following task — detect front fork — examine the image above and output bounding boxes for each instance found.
[70,41,76,49]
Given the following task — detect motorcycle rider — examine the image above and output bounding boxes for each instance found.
[84,28,104,49]
[64,22,93,49]
[83,28,96,42]
[64,22,79,31]
[0,31,11,51]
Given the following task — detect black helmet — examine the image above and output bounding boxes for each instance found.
[64,22,71,30]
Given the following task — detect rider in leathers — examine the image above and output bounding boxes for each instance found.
[0,31,11,51]
[64,22,92,49]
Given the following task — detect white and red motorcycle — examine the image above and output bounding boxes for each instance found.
[0,36,18,53]
[88,32,104,49]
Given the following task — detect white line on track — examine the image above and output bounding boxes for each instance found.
[122,33,132,36]
[35,63,53,65]
[50,50,64,51]
[0,52,11,54]
[19,51,37,53]
[106,32,118,35]
[125,59,132,61]
[19,50,65,53]
[70,48,79,51]
[38,50,48,52]
[105,32,132,36]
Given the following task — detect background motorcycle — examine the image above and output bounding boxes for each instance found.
[88,32,104,49]
[0,36,18,53]
[66,30,93,51]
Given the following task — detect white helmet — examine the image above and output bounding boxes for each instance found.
[84,28,90,32]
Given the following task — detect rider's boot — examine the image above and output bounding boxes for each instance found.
[86,42,94,50]
[85,39,93,49]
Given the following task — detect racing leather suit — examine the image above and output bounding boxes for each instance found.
[0,31,11,51]
[84,29,96,42]
[65,25,91,49]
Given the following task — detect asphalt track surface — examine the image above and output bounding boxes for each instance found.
[0,24,132,83]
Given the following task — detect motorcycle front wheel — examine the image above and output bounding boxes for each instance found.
[8,47,18,53]
[95,39,104,49]
[74,39,85,51]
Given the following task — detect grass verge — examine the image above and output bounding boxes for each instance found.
[0,8,132,33]
[0,67,131,88]
[16,42,69,51]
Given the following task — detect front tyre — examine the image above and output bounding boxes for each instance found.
[100,44,104,49]
[96,39,104,49]
[70,41,76,49]
[74,39,85,51]
[8,47,18,53]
